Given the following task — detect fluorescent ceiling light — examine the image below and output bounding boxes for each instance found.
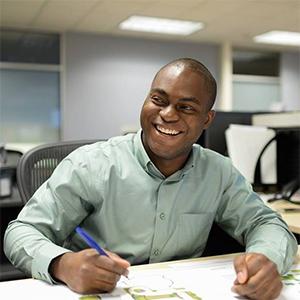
[119,15,204,36]
[254,31,300,46]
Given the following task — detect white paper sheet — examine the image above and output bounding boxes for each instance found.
[110,259,300,300]
[1,259,299,299]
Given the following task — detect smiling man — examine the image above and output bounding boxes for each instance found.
[140,60,215,176]
[5,58,297,300]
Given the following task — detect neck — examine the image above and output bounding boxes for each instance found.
[151,155,189,177]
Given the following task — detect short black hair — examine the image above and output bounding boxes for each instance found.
[157,58,217,110]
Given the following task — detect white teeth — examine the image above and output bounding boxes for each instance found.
[157,125,180,135]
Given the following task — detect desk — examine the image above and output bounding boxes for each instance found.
[0,247,299,300]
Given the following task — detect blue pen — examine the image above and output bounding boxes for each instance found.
[75,226,109,257]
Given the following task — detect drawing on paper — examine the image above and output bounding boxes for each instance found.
[79,296,100,300]
[282,268,300,286]
[122,274,202,300]
[125,287,202,300]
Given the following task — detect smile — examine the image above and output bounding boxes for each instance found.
[156,125,180,136]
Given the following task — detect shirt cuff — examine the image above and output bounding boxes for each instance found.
[31,243,71,284]
[246,246,294,275]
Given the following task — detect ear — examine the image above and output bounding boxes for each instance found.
[203,110,216,129]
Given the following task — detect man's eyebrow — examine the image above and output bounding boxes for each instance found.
[150,88,168,98]
[179,97,200,104]
[150,88,201,105]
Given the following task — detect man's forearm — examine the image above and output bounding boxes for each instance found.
[49,253,72,283]
[4,219,70,282]
[245,220,297,274]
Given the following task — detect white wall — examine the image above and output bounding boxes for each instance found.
[63,33,219,140]
[63,33,299,141]
[281,52,300,111]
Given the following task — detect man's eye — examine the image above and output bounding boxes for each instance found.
[151,96,164,104]
[179,105,194,112]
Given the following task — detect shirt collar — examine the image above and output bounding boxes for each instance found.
[134,129,151,169]
[134,129,196,180]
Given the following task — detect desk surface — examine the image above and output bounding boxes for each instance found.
[1,246,299,300]
[130,244,300,270]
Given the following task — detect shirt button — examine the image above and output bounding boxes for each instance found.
[154,249,160,256]
[160,213,165,220]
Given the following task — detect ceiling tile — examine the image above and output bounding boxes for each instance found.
[75,1,153,32]
[33,0,99,31]
[0,0,46,26]
[0,0,299,50]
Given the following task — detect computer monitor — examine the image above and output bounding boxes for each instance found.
[252,112,300,189]
[197,111,300,193]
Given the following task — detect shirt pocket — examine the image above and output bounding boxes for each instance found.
[176,212,214,257]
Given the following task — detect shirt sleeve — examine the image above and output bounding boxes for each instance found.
[4,148,97,284]
[215,161,298,274]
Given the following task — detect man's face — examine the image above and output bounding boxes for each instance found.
[140,64,215,166]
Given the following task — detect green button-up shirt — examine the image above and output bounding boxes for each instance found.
[4,130,297,284]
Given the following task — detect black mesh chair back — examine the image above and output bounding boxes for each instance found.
[17,140,100,203]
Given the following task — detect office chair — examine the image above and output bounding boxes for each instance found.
[17,140,100,202]
[0,140,100,281]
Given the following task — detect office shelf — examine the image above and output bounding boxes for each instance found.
[0,187,23,208]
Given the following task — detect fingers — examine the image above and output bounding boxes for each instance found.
[84,280,116,294]
[62,249,130,294]
[96,264,121,285]
[233,278,282,300]
[233,254,249,284]
[232,263,282,299]
[232,253,283,300]
[90,251,130,292]
[107,250,131,269]
[94,252,130,277]
[75,260,119,292]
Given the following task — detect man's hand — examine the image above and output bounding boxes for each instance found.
[50,249,130,294]
[232,253,282,300]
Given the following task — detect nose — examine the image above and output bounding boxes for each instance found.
[159,105,179,122]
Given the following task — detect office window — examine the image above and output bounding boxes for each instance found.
[233,76,280,111]
[0,30,61,143]
[0,29,60,64]
[232,49,280,111]
[233,50,279,76]
[0,69,60,143]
